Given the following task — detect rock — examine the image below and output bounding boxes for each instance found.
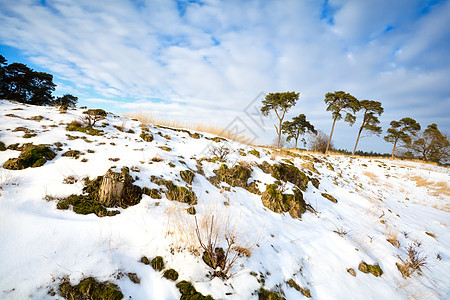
[126,273,140,284]
[3,144,55,170]
[151,256,165,271]
[163,269,179,281]
[321,192,338,203]
[98,167,142,208]
[262,183,308,218]
[347,268,356,276]
[358,261,383,277]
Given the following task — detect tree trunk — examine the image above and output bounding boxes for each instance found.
[294,137,298,149]
[325,118,337,154]
[352,125,364,155]
[391,139,398,159]
[276,118,282,148]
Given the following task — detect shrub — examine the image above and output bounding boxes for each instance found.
[66,120,103,136]
[249,149,260,158]
[208,145,230,161]
[3,144,55,170]
[396,244,427,278]
[140,131,154,142]
[80,109,107,127]
[180,170,195,185]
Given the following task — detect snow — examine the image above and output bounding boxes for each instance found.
[0,100,449,299]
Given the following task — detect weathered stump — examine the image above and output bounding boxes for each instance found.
[98,167,142,208]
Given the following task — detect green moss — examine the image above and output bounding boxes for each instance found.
[152,178,197,205]
[176,281,214,300]
[249,149,260,158]
[151,256,165,271]
[0,141,6,151]
[358,261,383,277]
[163,269,179,281]
[209,136,225,143]
[142,188,162,199]
[209,164,252,189]
[3,144,56,170]
[59,277,123,300]
[66,121,104,136]
[321,193,338,203]
[180,170,195,185]
[140,131,154,142]
[62,150,83,159]
[268,163,309,191]
[140,256,150,265]
[257,288,285,300]
[310,177,320,189]
[261,183,307,218]
[286,279,311,298]
[23,133,37,138]
[187,206,196,215]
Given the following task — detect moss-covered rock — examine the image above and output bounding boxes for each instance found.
[176,281,214,300]
[180,170,195,185]
[310,177,320,189]
[209,163,252,189]
[259,161,309,191]
[261,183,308,218]
[249,149,260,158]
[127,272,140,284]
[3,144,55,170]
[358,261,383,277]
[258,288,285,300]
[286,279,311,298]
[142,187,162,199]
[163,269,179,281]
[187,206,196,215]
[98,167,143,208]
[66,120,104,136]
[159,146,172,152]
[152,178,197,205]
[140,131,154,142]
[321,193,337,203]
[140,256,150,265]
[58,277,123,300]
[0,141,6,151]
[151,256,165,271]
[62,150,83,159]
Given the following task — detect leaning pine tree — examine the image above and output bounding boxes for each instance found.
[352,100,384,155]
[261,91,299,148]
[324,91,360,154]
[384,117,421,159]
[281,114,316,149]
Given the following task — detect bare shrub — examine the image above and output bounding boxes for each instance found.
[208,145,231,161]
[80,109,107,127]
[166,203,255,279]
[63,175,78,184]
[308,130,333,154]
[396,244,427,278]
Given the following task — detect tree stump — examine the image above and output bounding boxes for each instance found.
[98,167,142,208]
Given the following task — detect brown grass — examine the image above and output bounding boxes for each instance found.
[124,111,252,144]
[409,176,450,197]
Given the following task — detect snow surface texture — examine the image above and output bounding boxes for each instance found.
[0,100,449,299]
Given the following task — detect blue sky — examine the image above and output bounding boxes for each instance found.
[1,0,449,153]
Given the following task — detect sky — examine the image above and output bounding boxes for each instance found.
[0,0,449,153]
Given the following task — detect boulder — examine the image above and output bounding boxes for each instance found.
[98,167,142,208]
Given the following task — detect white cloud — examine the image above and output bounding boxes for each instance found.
[0,0,449,153]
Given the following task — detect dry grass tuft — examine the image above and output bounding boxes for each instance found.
[396,244,427,278]
[409,175,450,197]
[386,230,400,248]
[124,111,252,144]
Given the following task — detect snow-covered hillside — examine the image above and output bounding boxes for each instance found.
[0,100,449,300]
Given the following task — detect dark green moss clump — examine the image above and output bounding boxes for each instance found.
[261,183,308,218]
[0,141,6,151]
[62,150,83,159]
[142,187,162,199]
[259,162,309,191]
[59,277,123,300]
[152,177,197,205]
[180,170,195,185]
[163,269,179,281]
[209,163,251,188]
[286,279,311,298]
[321,193,338,203]
[3,144,56,170]
[257,288,285,300]
[249,149,260,158]
[56,194,119,217]
[151,256,165,271]
[140,256,150,265]
[176,281,214,300]
[358,261,383,277]
[140,131,154,142]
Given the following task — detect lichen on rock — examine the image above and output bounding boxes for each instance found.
[3,144,55,170]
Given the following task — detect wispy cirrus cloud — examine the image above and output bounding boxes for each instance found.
[0,0,449,152]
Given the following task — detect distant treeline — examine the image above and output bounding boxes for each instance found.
[0,54,77,107]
